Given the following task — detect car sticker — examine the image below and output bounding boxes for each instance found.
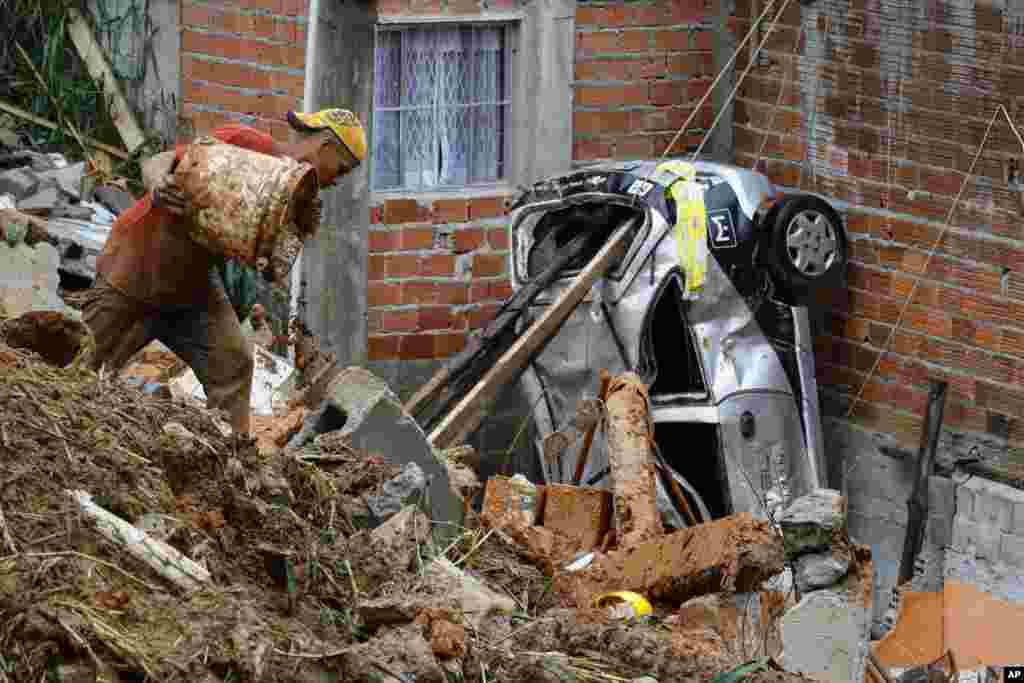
[708,209,738,249]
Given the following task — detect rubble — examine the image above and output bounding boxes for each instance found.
[605,373,663,546]
[288,366,465,537]
[778,488,847,557]
[553,512,786,607]
[366,461,427,524]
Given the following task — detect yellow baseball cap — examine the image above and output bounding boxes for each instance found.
[287,108,367,164]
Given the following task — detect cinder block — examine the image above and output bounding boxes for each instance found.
[481,475,546,528]
[542,483,612,551]
[1013,501,1024,536]
[951,514,1000,560]
[974,489,1013,532]
[927,475,955,520]
[1000,532,1024,570]
[955,483,975,520]
[927,513,953,550]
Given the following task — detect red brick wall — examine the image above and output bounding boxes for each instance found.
[733,1,1024,463]
[572,0,716,162]
[367,195,514,361]
[365,0,516,362]
[178,0,309,140]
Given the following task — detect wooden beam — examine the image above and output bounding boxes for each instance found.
[898,379,948,585]
[428,219,636,450]
[0,100,130,160]
[65,7,147,153]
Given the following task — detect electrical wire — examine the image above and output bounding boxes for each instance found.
[843,104,1024,481]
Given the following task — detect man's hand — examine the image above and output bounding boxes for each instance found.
[142,150,191,217]
[152,176,191,217]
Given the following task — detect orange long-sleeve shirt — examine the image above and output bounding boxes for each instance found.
[97,125,279,307]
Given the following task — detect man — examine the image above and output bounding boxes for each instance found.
[82,108,366,437]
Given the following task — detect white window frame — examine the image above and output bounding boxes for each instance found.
[371,15,522,199]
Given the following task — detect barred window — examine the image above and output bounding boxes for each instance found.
[372,24,513,192]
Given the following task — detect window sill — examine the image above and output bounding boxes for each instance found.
[371,183,518,204]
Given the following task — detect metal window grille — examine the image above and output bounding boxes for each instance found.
[372,23,512,192]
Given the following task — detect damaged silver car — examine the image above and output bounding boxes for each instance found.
[508,160,848,528]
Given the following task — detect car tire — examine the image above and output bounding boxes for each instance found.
[763,194,847,302]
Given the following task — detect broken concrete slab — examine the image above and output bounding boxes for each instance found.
[0,167,38,200]
[16,185,60,213]
[795,547,853,593]
[367,463,427,524]
[288,367,464,538]
[554,512,785,608]
[779,488,847,557]
[0,237,75,319]
[35,161,86,201]
[781,589,869,683]
[94,185,136,215]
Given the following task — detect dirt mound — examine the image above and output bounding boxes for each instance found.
[0,334,808,683]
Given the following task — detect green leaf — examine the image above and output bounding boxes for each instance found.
[710,657,771,683]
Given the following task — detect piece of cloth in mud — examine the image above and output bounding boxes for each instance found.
[96,125,278,307]
[82,273,254,435]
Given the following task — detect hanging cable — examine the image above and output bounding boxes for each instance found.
[844,104,1024,480]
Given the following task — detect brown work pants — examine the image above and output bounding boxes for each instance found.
[81,272,254,436]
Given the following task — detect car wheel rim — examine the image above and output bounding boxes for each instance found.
[785,210,837,277]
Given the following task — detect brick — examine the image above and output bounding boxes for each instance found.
[621,29,652,52]
[577,31,620,55]
[473,254,506,277]
[542,484,613,551]
[418,306,453,331]
[400,333,436,360]
[401,281,438,305]
[1000,532,1024,569]
[368,335,400,360]
[432,198,469,224]
[400,227,435,250]
[468,196,508,220]
[380,309,419,333]
[368,283,401,307]
[575,5,605,27]
[654,29,688,51]
[420,254,455,277]
[368,254,388,281]
[181,3,212,28]
[438,282,469,305]
[553,513,785,607]
[693,29,713,51]
[481,475,546,527]
[434,332,467,357]
[650,80,686,106]
[453,227,486,253]
[951,514,1000,559]
[573,138,614,161]
[386,254,420,278]
[384,199,420,224]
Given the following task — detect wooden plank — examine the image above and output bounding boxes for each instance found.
[0,100,130,160]
[428,219,636,450]
[898,379,948,585]
[65,7,147,153]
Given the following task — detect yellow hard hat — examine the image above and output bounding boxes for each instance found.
[287,108,367,164]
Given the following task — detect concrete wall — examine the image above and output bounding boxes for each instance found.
[300,0,374,367]
[824,418,956,630]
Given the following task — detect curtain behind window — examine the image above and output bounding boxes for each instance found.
[373,25,508,192]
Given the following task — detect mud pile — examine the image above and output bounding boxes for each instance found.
[0,328,815,683]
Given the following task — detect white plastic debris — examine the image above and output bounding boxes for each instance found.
[170,344,294,417]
